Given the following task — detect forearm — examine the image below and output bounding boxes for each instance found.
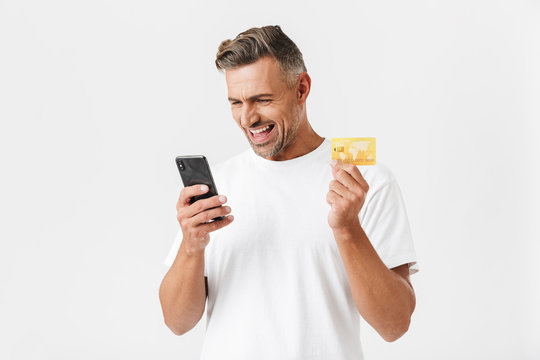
[333,221,415,342]
[159,242,207,335]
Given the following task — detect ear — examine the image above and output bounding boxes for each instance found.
[296,72,311,105]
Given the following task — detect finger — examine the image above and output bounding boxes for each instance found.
[184,194,227,219]
[334,168,363,194]
[331,161,369,192]
[329,159,343,178]
[329,178,349,198]
[177,184,210,211]
[330,160,353,181]
[349,167,370,192]
[192,204,232,225]
[197,213,234,233]
[326,189,342,208]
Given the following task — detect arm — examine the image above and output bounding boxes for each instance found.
[159,243,207,336]
[333,222,416,342]
[326,160,416,342]
[160,184,233,335]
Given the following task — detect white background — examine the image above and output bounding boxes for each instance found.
[1,1,538,359]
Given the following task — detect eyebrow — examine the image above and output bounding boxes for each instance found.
[228,93,274,102]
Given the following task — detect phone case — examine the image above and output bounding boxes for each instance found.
[175,155,225,221]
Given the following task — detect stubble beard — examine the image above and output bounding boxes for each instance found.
[251,111,302,159]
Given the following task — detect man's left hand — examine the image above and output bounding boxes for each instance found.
[326,159,370,231]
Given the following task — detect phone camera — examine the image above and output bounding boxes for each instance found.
[178,160,185,171]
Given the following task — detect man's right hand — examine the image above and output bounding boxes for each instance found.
[176,184,234,254]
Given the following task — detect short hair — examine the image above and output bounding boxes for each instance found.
[215,25,307,89]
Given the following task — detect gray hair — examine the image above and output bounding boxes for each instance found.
[215,25,307,89]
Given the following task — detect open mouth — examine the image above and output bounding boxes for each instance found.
[249,124,275,143]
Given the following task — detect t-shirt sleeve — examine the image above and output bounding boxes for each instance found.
[360,179,419,275]
[163,227,209,277]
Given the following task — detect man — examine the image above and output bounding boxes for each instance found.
[159,25,419,360]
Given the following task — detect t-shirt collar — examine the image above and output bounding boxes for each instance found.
[248,137,329,169]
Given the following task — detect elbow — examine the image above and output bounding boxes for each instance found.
[382,288,416,342]
[159,284,186,336]
[160,304,189,336]
[380,315,411,342]
[159,294,197,336]
[164,319,187,336]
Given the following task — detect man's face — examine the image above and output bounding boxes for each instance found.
[225,56,302,159]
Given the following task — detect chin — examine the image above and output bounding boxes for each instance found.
[250,139,281,158]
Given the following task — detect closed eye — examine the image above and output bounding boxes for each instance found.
[230,99,270,105]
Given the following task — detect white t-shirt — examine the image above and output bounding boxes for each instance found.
[164,137,418,360]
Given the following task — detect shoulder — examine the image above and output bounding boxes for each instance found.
[209,147,251,186]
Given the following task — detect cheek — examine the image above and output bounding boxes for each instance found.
[231,109,242,123]
[265,106,289,125]
[259,106,277,118]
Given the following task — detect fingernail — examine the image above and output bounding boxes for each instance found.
[200,185,208,191]
[227,215,234,220]
[219,195,226,203]
[329,159,337,167]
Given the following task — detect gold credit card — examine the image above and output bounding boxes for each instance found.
[331,137,376,165]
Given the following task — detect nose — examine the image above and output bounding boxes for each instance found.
[239,103,260,129]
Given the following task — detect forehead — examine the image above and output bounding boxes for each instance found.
[225,56,285,96]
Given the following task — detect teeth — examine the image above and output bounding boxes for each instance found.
[250,125,271,134]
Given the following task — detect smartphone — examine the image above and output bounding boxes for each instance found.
[175,155,225,222]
